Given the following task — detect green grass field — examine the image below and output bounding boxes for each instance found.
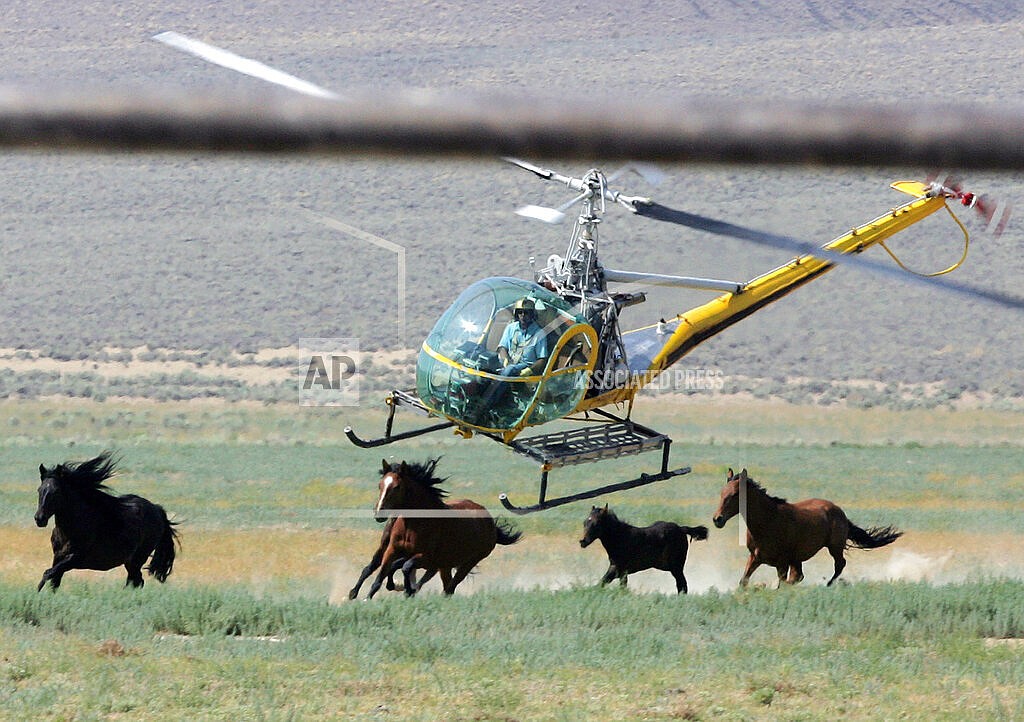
[0,581,1021,720]
[0,397,1022,719]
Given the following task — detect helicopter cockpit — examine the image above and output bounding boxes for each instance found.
[416,277,598,434]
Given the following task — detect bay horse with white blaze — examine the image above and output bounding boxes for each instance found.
[713,468,902,587]
[580,504,708,594]
[35,452,180,591]
[371,458,522,596]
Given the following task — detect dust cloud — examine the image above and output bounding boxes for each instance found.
[331,529,1024,601]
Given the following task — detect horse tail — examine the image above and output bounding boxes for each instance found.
[495,518,523,546]
[683,525,709,542]
[846,523,902,550]
[148,513,181,583]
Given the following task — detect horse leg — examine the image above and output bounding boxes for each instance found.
[38,554,76,592]
[401,557,421,597]
[349,555,383,599]
[826,548,847,586]
[125,563,146,588]
[775,566,788,588]
[388,564,421,591]
[599,564,618,586]
[38,567,65,592]
[444,561,481,595]
[367,556,405,599]
[438,567,454,594]
[125,548,151,588]
[417,568,437,591]
[786,562,804,585]
[671,565,689,595]
[739,554,761,588]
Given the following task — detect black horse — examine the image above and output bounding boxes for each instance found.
[580,504,708,594]
[35,452,180,591]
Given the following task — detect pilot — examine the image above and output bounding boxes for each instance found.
[497,297,549,377]
[475,297,549,422]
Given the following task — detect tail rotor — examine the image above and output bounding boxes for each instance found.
[926,172,1013,238]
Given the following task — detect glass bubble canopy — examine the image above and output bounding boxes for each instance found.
[416,277,596,434]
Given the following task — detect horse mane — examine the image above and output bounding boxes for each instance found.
[392,457,449,503]
[602,507,624,525]
[52,451,120,497]
[590,505,629,530]
[745,476,788,505]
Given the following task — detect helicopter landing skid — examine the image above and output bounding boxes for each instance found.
[498,412,691,514]
[344,389,454,448]
[346,392,690,513]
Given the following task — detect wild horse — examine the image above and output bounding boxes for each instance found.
[35,452,180,591]
[370,458,522,596]
[713,468,902,587]
[580,504,708,594]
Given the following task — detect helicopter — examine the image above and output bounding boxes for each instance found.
[143,32,1019,513]
[342,160,1013,512]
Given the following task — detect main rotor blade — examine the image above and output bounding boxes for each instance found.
[503,157,561,181]
[607,162,667,186]
[633,201,1024,311]
[515,204,567,224]
[154,31,342,101]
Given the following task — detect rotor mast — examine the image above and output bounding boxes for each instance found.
[533,169,635,391]
[551,169,607,305]
[518,160,745,399]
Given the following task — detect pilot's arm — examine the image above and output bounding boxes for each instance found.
[519,357,547,376]
[518,328,549,376]
[496,320,518,368]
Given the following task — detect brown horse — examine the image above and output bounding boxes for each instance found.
[712,468,902,587]
[370,458,522,596]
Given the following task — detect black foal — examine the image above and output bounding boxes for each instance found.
[580,504,708,594]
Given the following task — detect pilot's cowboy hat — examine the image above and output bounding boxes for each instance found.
[513,298,538,314]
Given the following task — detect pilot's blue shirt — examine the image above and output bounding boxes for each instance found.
[499,320,548,366]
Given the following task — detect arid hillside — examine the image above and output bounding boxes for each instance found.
[2,1,1023,396]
